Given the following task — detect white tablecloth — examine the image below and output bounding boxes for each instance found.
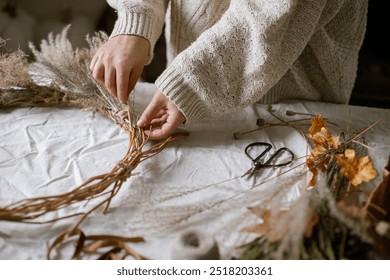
[1,82,389,259]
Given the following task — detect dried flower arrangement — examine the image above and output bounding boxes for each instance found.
[0,28,186,259]
[237,110,390,259]
[1,28,389,261]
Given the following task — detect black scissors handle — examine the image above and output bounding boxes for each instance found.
[244,142,272,164]
[244,142,294,170]
[264,147,294,167]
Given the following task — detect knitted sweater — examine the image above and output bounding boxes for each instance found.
[107,0,368,122]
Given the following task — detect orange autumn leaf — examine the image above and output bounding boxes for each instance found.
[304,209,320,237]
[241,210,287,243]
[241,208,286,243]
[311,127,339,151]
[335,149,377,186]
[308,114,327,136]
[336,201,366,221]
[306,158,319,186]
[364,155,390,222]
[241,207,319,243]
[306,115,339,186]
[363,156,390,259]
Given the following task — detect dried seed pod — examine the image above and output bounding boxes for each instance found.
[233,132,242,139]
[286,110,296,116]
[256,118,266,127]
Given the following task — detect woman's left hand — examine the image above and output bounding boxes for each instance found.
[137,89,185,140]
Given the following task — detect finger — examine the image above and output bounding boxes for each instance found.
[149,122,163,130]
[116,67,130,104]
[92,62,105,84]
[155,108,167,119]
[149,113,168,125]
[105,67,117,98]
[128,66,143,94]
[144,122,176,140]
[144,110,184,140]
[137,95,165,128]
[89,50,102,72]
[141,110,167,128]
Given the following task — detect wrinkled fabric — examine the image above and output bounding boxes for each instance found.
[0,82,389,259]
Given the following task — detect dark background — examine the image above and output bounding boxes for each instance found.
[348,0,390,109]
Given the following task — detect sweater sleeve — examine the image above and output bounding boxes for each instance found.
[107,0,168,63]
[155,0,328,122]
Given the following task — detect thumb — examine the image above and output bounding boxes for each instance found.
[137,94,165,128]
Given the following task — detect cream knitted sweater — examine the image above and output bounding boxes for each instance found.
[107,0,368,122]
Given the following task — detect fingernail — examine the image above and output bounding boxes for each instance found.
[137,119,145,127]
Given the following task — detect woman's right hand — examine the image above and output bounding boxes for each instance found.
[90,35,150,103]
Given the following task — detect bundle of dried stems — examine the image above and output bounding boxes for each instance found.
[0,27,185,259]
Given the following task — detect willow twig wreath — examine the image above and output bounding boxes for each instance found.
[0,27,186,259]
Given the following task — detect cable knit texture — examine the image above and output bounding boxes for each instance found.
[108,0,368,122]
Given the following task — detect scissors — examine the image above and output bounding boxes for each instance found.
[242,142,294,178]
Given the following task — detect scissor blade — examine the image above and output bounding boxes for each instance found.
[241,167,255,178]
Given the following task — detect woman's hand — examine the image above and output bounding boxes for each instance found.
[90,35,149,103]
[137,89,186,140]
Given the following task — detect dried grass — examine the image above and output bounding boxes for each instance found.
[0,28,186,259]
[0,38,33,88]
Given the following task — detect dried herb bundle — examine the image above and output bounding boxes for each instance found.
[0,27,185,259]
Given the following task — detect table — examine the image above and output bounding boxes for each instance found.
[1,82,389,259]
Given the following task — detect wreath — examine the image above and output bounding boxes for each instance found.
[0,27,186,259]
[1,27,389,260]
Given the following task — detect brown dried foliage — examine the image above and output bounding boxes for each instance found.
[306,115,377,187]
[241,207,319,243]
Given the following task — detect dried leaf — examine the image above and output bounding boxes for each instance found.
[306,115,340,186]
[308,114,327,136]
[304,208,320,238]
[364,156,390,222]
[47,226,146,260]
[335,149,377,187]
[336,201,366,220]
[362,156,390,258]
[241,209,287,243]
[307,163,319,186]
[241,207,319,243]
